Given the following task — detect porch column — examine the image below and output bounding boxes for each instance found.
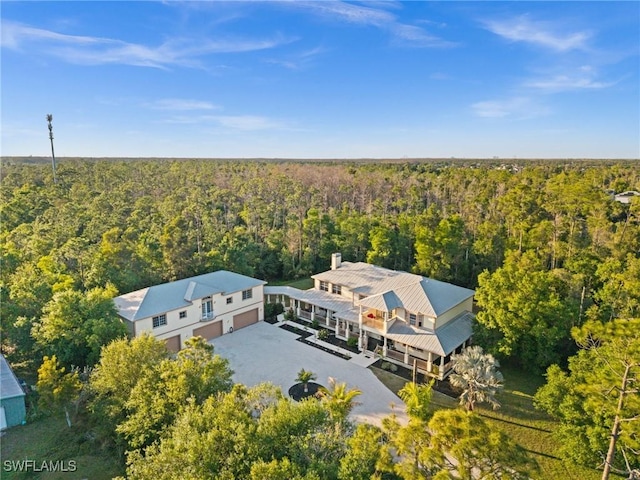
[311,305,316,321]
[427,351,433,373]
[295,300,300,317]
[335,318,340,335]
[404,344,409,364]
[359,305,363,330]
[439,355,445,379]
[383,336,388,356]
[383,311,389,334]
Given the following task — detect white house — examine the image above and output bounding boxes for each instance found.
[114,271,266,351]
[265,253,475,379]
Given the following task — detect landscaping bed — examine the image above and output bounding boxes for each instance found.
[279,323,313,338]
[298,337,351,360]
[288,382,324,401]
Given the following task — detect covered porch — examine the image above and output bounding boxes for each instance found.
[372,311,474,379]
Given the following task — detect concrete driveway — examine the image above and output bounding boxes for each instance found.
[210,321,407,427]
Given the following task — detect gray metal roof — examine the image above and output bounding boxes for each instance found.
[264,285,357,319]
[0,354,25,400]
[360,290,403,312]
[313,262,474,317]
[386,312,474,356]
[115,271,266,321]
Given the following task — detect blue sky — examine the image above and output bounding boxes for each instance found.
[2,1,639,159]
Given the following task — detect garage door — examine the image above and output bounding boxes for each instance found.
[233,308,259,331]
[165,334,181,352]
[193,321,223,340]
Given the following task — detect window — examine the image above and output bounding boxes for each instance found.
[242,289,252,300]
[179,311,187,319]
[417,314,423,327]
[202,297,214,319]
[409,313,417,326]
[319,281,329,292]
[226,297,233,305]
[152,314,167,328]
[332,284,342,295]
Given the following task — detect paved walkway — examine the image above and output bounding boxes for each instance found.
[210,321,407,427]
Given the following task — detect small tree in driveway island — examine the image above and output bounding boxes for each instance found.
[449,345,503,411]
[296,368,317,393]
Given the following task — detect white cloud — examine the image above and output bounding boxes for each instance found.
[147,99,220,111]
[212,115,284,131]
[0,20,292,69]
[161,114,285,131]
[483,15,591,52]
[290,1,454,48]
[525,74,616,92]
[472,96,550,119]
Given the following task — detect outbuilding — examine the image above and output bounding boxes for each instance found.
[0,354,26,429]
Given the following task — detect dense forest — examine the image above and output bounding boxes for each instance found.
[1,158,639,478]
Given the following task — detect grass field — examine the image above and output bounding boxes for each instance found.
[371,363,607,480]
[269,277,314,290]
[0,415,124,480]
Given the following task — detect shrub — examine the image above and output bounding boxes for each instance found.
[318,329,329,340]
[311,319,319,329]
[265,302,284,321]
[347,337,358,348]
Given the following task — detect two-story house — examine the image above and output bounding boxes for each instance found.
[114,271,266,351]
[265,253,474,379]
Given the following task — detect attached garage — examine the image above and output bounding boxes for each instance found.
[164,334,181,352]
[193,321,223,341]
[233,308,259,331]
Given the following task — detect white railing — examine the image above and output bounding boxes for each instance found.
[201,312,215,321]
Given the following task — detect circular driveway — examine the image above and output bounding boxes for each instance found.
[210,321,407,426]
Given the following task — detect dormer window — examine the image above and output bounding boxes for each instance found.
[319,281,329,292]
[332,284,342,295]
[409,313,417,326]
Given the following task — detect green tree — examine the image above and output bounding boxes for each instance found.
[474,250,579,371]
[318,377,362,424]
[296,368,317,393]
[89,334,169,446]
[534,319,640,478]
[449,345,503,411]
[116,337,233,450]
[36,355,82,427]
[338,424,385,480]
[32,285,127,368]
[382,409,536,479]
[397,380,434,421]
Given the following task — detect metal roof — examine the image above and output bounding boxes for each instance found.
[386,312,474,356]
[264,285,358,321]
[0,354,25,400]
[115,271,266,321]
[359,290,403,312]
[313,262,474,317]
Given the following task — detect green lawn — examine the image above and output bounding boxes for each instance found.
[371,362,607,480]
[268,277,314,290]
[0,415,124,480]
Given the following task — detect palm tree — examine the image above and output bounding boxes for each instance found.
[296,368,317,393]
[318,377,362,422]
[398,380,434,421]
[449,345,503,411]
